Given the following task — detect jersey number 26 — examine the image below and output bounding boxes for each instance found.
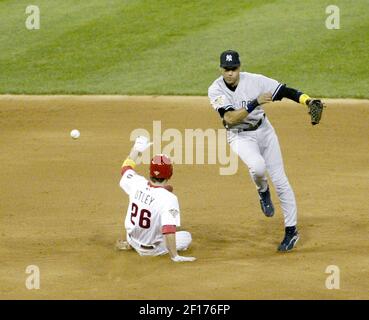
[130,203,151,229]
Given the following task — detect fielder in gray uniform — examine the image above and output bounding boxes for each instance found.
[208,50,324,252]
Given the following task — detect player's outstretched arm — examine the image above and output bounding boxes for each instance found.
[272,85,322,107]
[129,136,152,162]
[164,233,196,263]
[272,86,326,125]
[121,136,152,175]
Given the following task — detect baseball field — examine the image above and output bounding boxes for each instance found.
[1,0,369,300]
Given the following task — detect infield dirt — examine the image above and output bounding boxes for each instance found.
[0,96,368,299]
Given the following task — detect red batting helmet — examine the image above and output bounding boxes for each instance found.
[150,154,173,179]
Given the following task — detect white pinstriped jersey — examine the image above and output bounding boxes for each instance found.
[119,169,180,247]
[208,72,281,129]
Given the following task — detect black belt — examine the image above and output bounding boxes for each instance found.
[234,114,265,132]
[140,244,154,250]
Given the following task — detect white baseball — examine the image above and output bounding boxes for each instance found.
[70,129,80,139]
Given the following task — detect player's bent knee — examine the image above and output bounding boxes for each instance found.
[250,162,266,178]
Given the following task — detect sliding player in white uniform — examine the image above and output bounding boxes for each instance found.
[208,50,324,252]
[116,136,196,262]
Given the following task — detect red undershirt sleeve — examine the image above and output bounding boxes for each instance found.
[162,225,176,234]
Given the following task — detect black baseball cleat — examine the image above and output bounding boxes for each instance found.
[278,226,300,252]
[258,186,275,217]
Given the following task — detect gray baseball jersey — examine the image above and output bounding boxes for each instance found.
[208,72,282,129]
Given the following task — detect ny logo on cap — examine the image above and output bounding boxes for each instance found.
[226,54,233,62]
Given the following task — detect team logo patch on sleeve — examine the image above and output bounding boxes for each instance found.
[212,95,225,110]
[168,208,179,218]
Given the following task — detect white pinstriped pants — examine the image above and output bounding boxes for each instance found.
[228,116,297,227]
[127,231,192,256]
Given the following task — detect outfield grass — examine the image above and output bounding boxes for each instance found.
[0,0,367,97]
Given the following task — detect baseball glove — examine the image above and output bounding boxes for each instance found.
[307,99,325,125]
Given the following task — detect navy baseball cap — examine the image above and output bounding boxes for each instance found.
[220,50,241,68]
